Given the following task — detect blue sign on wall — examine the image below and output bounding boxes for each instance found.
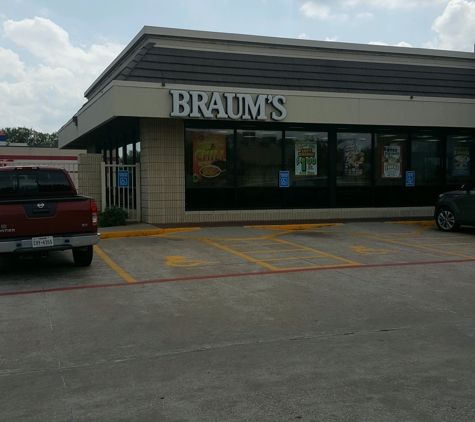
[279,171,290,188]
[406,171,415,187]
[118,170,129,188]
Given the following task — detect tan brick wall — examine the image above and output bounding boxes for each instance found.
[183,207,433,224]
[77,153,102,209]
[140,118,185,224]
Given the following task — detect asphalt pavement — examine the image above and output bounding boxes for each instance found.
[1,220,475,422]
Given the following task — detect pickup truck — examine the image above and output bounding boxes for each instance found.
[0,166,100,266]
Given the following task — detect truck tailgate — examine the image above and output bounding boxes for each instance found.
[0,196,96,238]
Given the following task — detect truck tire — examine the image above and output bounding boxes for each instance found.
[72,245,94,267]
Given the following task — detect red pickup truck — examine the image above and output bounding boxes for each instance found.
[0,166,100,266]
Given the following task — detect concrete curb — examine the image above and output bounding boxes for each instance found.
[245,223,344,230]
[99,221,435,239]
[100,227,200,239]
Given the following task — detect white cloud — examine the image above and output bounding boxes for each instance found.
[0,17,124,133]
[298,0,447,22]
[299,0,448,21]
[299,33,310,39]
[0,47,25,78]
[300,2,332,19]
[396,41,412,47]
[368,41,412,47]
[356,12,373,19]
[299,1,349,21]
[427,0,475,51]
[299,0,447,12]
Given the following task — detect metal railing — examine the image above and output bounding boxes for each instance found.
[101,163,141,222]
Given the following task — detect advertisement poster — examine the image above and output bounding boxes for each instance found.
[295,142,317,176]
[452,145,470,176]
[192,132,226,183]
[344,145,365,177]
[382,145,402,178]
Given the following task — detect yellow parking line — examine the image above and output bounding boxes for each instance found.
[262,255,329,262]
[273,238,361,266]
[244,248,304,254]
[94,245,137,283]
[201,233,361,271]
[224,242,284,247]
[199,238,281,271]
[349,232,475,260]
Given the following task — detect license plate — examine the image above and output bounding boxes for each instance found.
[32,236,54,248]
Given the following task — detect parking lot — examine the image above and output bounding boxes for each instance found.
[1,221,475,421]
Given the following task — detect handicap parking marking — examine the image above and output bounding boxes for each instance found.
[200,235,361,271]
[165,255,219,267]
[349,246,396,255]
[199,238,280,271]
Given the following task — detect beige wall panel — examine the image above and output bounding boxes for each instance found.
[461,103,475,128]
[58,122,79,148]
[73,83,475,134]
[111,83,475,129]
[285,95,361,125]
[77,89,115,136]
[114,86,170,117]
[358,98,464,127]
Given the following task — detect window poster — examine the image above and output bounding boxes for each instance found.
[344,145,365,177]
[382,145,402,178]
[192,132,226,183]
[295,142,317,176]
[452,145,470,176]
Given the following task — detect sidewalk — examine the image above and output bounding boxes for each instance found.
[98,223,195,239]
[98,219,435,239]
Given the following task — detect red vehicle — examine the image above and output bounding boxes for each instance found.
[0,166,100,266]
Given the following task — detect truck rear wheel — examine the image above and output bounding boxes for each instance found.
[72,246,94,267]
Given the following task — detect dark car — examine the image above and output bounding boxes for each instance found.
[434,180,475,231]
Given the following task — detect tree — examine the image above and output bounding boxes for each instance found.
[0,127,58,148]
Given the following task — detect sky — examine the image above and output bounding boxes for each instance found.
[1,0,475,134]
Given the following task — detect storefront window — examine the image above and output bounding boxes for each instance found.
[135,142,141,163]
[237,130,282,187]
[446,134,475,184]
[125,144,133,165]
[118,146,124,164]
[185,128,233,187]
[411,132,442,185]
[337,133,372,186]
[284,131,328,186]
[374,133,408,185]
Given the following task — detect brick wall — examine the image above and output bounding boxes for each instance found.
[77,153,102,210]
[140,118,185,224]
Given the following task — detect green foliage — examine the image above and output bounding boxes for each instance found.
[0,127,58,148]
[99,206,129,227]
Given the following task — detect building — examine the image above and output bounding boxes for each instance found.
[0,143,85,189]
[58,26,475,225]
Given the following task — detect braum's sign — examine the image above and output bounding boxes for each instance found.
[170,90,287,121]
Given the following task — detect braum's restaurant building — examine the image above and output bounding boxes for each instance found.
[58,26,475,225]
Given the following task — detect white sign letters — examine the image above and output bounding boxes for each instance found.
[170,90,287,121]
